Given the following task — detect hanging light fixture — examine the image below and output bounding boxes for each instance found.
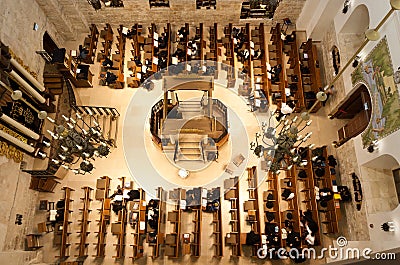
[251,92,327,173]
[45,111,112,175]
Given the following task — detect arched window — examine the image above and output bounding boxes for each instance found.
[331,46,340,76]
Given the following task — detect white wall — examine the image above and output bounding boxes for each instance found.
[334,0,392,33]
[296,0,343,39]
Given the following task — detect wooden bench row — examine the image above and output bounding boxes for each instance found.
[165,188,185,258]
[56,187,74,260]
[244,166,262,257]
[224,176,241,256]
[76,186,92,258]
[82,24,99,64]
[94,176,111,257]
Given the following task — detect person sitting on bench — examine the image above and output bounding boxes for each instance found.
[317,187,334,202]
[102,57,113,68]
[254,48,264,60]
[105,72,117,85]
[78,45,89,62]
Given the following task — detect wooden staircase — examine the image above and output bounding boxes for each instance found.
[176,134,205,162]
[43,72,63,95]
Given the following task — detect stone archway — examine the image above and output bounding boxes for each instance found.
[338,4,370,65]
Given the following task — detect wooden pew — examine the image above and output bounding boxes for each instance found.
[312,146,340,234]
[224,176,241,256]
[126,24,142,88]
[222,23,236,87]
[98,23,113,62]
[251,23,270,104]
[165,188,185,258]
[244,166,262,257]
[143,24,157,73]
[112,176,129,259]
[156,23,172,72]
[208,23,218,61]
[148,187,166,258]
[285,164,307,249]
[286,31,306,112]
[111,25,126,89]
[193,23,204,61]
[269,23,286,109]
[94,176,111,257]
[300,39,322,112]
[265,171,283,248]
[295,148,322,245]
[211,187,223,257]
[279,170,298,248]
[76,186,92,258]
[57,50,94,88]
[191,206,202,257]
[239,23,252,83]
[166,23,172,70]
[82,24,99,64]
[130,188,146,260]
[56,187,74,260]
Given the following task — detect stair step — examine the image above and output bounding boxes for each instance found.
[178,107,203,112]
[45,83,63,89]
[180,149,202,155]
[179,142,200,148]
[178,135,205,142]
[48,88,63,95]
[43,73,63,78]
[44,77,63,83]
[179,100,202,104]
[179,153,203,161]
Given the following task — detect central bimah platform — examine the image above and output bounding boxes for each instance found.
[150,75,229,163]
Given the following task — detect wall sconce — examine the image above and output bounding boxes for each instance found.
[342,0,351,14]
[352,56,361,68]
[391,0,400,10]
[365,29,380,41]
[87,0,101,10]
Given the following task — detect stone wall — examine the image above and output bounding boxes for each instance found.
[0,156,41,263]
[34,0,306,41]
[335,140,370,241]
[319,22,347,114]
[0,0,65,83]
[360,166,399,214]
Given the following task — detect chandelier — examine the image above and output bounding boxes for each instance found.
[43,112,112,175]
[251,91,327,174]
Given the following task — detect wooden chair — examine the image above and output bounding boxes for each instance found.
[26,234,42,250]
[37,222,52,233]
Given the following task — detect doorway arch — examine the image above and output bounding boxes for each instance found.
[43,31,59,54]
[340,4,370,34]
[361,154,400,213]
[338,4,370,65]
